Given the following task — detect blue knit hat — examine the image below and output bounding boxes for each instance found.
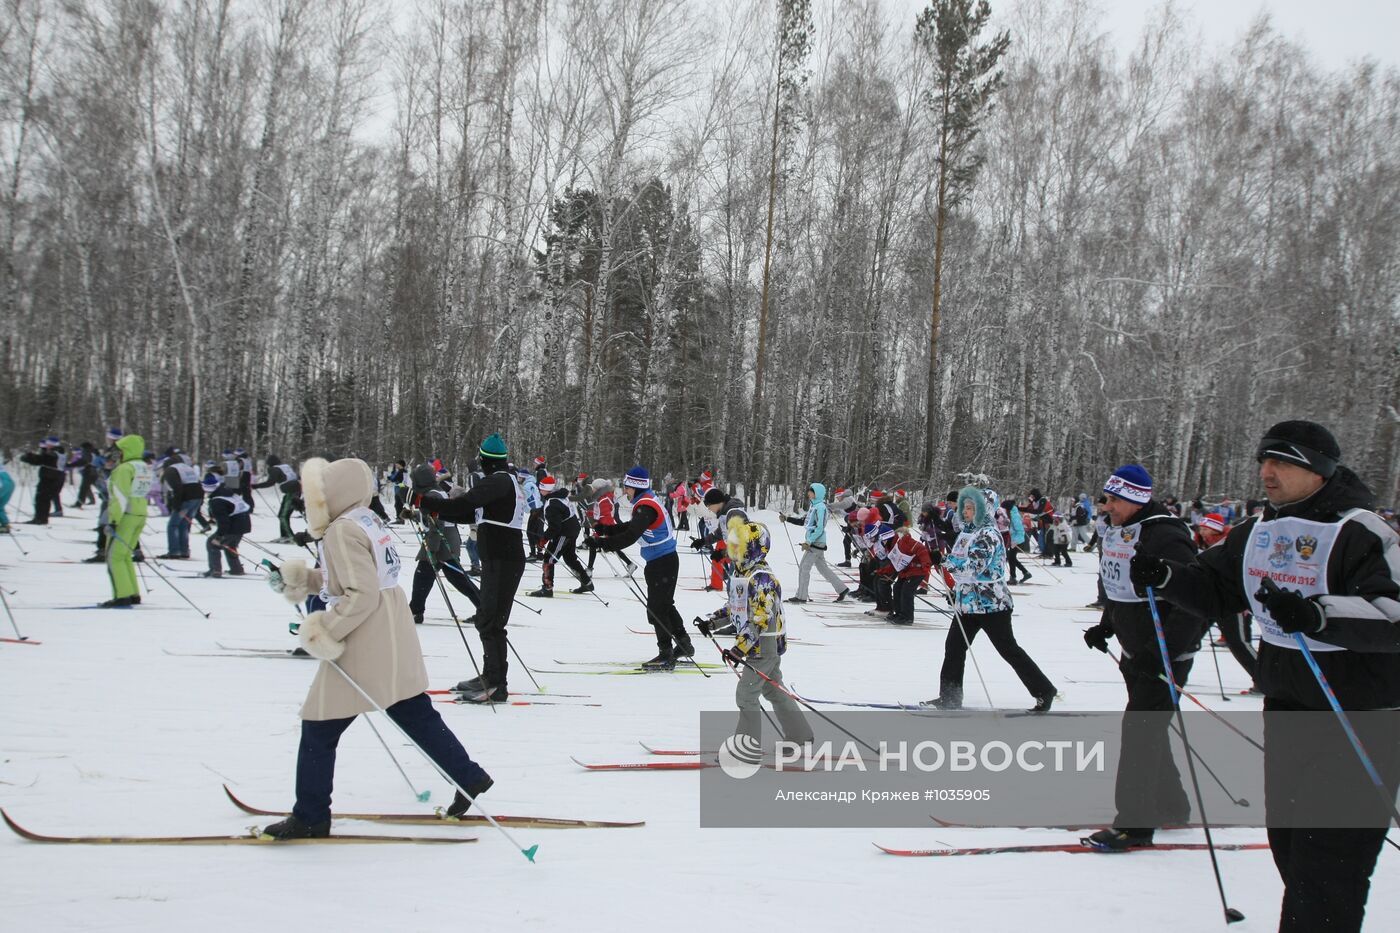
[1104,464,1153,504]
[623,465,650,490]
[40,435,61,448]
[200,472,222,492]
[106,427,123,441]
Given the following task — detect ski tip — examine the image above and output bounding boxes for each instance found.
[416,790,432,803]
[522,843,539,863]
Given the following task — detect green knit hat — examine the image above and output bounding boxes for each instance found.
[479,432,509,461]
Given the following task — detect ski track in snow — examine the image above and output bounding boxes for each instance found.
[0,507,1394,931]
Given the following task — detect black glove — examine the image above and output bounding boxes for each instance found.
[1129,554,1171,595]
[418,495,442,515]
[695,616,713,636]
[1256,580,1326,634]
[292,531,314,547]
[721,646,744,667]
[1083,622,1112,653]
[690,537,704,550]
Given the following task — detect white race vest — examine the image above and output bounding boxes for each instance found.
[477,474,528,530]
[210,494,251,517]
[1099,515,1177,604]
[1243,513,1353,652]
[173,462,200,485]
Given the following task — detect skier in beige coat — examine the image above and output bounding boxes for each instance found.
[261,456,493,839]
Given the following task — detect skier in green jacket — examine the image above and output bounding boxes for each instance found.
[104,434,152,608]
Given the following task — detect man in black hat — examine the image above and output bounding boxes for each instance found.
[1131,420,1400,933]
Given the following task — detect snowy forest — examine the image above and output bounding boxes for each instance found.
[1,0,1397,504]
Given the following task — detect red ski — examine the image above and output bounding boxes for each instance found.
[875,841,1269,857]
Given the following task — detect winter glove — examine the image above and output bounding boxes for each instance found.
[800,541,809,551]
[297,610,345,661]
[778,512,787,521]
[1129,554,1172,595]
[1255,579,1326,634]
[690,537,705,550]
[401,507,420,522]
[418,495,443,515]
[292,531,315,547]
[1083,622,1113,653]
[695,616,713,637]
[276,559,315,604]
[721,646,745,668]
[266,564,286,595]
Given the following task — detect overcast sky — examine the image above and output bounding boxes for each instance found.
[1056,0,1398,69]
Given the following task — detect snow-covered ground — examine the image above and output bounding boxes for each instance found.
[1,501,1395,931]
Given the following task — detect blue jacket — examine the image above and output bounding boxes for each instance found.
[803,482,829,547]
[946,487,1013,615]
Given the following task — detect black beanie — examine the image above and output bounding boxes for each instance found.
[1256,420,1341,478]
[703,488,727,507]
[410,463,437,491]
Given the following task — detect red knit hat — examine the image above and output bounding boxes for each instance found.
[538,475,557,494]
[1199,513,1226,534]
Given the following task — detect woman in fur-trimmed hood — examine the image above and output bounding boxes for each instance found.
[260,456,493,840]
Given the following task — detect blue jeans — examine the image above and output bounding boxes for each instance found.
[464,536,481,571]
[292,693,489,825]
[167,499,200,556]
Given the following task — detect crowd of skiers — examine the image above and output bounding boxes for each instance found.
[6,418,1399,933]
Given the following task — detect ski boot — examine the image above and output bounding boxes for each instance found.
[445,776,495,819]
[260,815,330,840]
[784,596,807,604]
[1028,692,1057,713]
[640,651,676,671]
[454,675,486,694]
[460,683,507,704]
[834,589,851,603]
[1083,829,1154,851]
[527,587,553,598]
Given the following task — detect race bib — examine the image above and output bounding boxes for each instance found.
[1243,515,1345,652]
[1099,523,1145,603]
[130,463,154,498]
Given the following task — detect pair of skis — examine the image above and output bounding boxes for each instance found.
[1,785,644,845]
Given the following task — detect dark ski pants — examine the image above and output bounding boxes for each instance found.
[1263,694,1400,933]
[292,692,489,826]
[541,535,589,590]
[393,487,407,520]
[1113,655,1193,833]
[74,473,97,506]
[1050,543,1072,566]
[277,492,297,539]
[874,573,893,611]
[207,533,244,574]
[939,609,1054,701]
[891,577,919,621]
[643,551,689,654]
[31,479,63,523]
[475,556,524,687]
[409,558,481,617]
[1006,545,1028,581]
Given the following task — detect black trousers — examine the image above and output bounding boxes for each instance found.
[1006,545,1027,581]
[892,577,919,621]
[292,693,488,825]
[642,550,689,654]
[1114,654,1193,832]
[939,609,1054,701]
[527,511,544,554]
[409,558,481,616]
[542,535,589,589]
[1264,695,1399,933]
[32,478,63,523]
[207,533,244,573]
[874,573,893,611]
[74,472,97,505]
[475,556,524,686]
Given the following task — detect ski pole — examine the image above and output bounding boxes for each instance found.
[702,630,879,757]
[779,518,802,569]
[0,587,28,640]
[1209,625,1231,702]
[1103,649,1264,754]
[404,517,490,712]
[112,529,212,617]
[358,706,432,802]
[948,603,995,710]
[1148,588,1245,925]
[600,549,709,678]
[1258,579,1400,830]
[326,660,538,862]
[3,527,28,556]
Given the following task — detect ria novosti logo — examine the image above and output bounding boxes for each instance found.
[716,738,1106,778]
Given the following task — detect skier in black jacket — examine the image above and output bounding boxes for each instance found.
[528,476,593,597]
[403,463,480,625]
[418,433,526,704]
[252,455,302,541]
[19,437,65,524]
[202,473,252,577]
[1080,463,1203,850]
[1131,421,1400,933]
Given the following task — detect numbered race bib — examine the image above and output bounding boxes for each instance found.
[130,463,153,498]
[1099,523,1146,603]
[330,507,402,590]
[1243,515,1346,652]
